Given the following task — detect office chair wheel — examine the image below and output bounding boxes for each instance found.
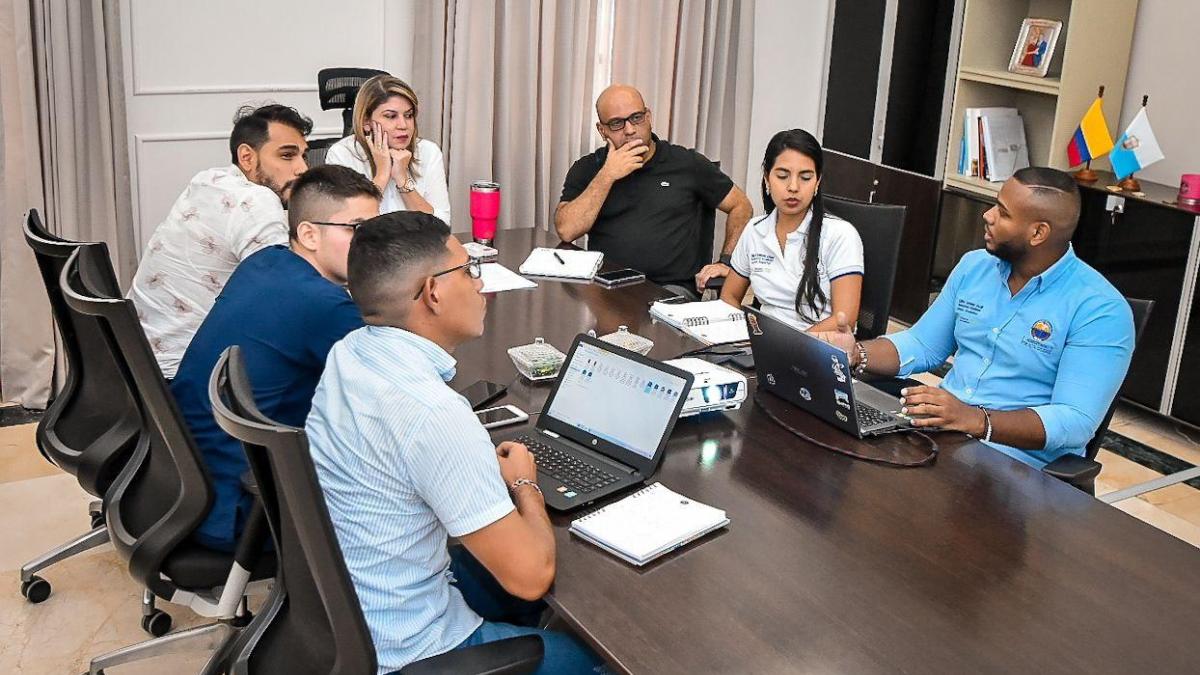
[141,609,172,636]
[229,609,254,628]
[20,575,51,603]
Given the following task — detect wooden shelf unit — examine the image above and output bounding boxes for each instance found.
[944,0,1140,198]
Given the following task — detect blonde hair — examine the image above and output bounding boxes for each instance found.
[352,74,423,179]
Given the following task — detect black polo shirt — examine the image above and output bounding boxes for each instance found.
[559,135,734,285]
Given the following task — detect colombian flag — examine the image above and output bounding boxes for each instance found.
[1066,97,1114,167]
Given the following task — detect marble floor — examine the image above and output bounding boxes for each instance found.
[3,395,1200,673]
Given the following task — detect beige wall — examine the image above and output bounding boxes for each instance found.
[743,0,832,214]
[1117,0,1198,187]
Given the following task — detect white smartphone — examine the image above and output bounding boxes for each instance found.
[476,404,529,430]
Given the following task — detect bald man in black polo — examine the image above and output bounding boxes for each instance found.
[555,84,753,297]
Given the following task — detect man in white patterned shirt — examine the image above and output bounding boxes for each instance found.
[128,103,312,378]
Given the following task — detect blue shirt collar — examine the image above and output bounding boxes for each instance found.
[992,244,1078,293]
[363,325,458,381]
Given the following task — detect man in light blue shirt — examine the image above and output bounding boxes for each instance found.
[306,211,603,674]
[818,167,1134,468]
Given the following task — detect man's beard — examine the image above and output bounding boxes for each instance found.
[254,168,295,207]
[986,238,1025,263]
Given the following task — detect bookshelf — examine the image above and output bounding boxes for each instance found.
[944,0,1140,198]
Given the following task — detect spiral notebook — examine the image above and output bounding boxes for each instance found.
[569,483,729,566]
[518,248,604,279]
[649,300,749,346]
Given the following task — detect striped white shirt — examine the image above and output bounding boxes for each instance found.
[306,326,514,673]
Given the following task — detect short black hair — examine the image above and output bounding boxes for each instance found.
[1013,166,1081,236]
[287,165,382,239]
[228,103,313,164]
[348,211,451,318]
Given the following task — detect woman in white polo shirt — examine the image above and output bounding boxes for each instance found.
[325,74,451,225]
[720,129,863,331]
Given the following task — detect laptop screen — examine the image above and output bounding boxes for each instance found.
[545,340,689,459]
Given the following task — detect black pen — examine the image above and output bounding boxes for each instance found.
[553,252,566,265]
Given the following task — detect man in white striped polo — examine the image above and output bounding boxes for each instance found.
[306,211,605,674]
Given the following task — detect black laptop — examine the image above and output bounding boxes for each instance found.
[744,307,909,437]
[508,334,694,512]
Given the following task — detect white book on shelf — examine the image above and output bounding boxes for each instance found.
[963,107,1018,178]
[981,114,1030,182]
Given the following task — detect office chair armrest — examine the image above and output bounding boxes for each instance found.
[1042,454,1102,486]
[240,470,260,497]
[704,275,725,290]
[398,635,544,675]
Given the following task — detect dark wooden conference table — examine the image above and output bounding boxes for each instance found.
[454,228,1200,674]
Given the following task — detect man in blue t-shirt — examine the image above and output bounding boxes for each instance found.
[816,167,1134,469]
[171,165,381,551]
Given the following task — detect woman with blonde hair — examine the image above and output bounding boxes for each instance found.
[325,74,451,224]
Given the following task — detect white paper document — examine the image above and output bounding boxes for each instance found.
[479,263,537,293]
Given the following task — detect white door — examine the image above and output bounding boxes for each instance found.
[119,0,416,253]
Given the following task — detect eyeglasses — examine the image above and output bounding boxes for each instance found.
[308,220,363,230]
[602,109,648,132]
[412,256,483,300]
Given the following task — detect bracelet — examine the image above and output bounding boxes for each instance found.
[509,478,543,497]
[853,341,869,376]
[396,177,417,194]
[976,406,993,443]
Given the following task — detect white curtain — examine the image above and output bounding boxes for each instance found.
[0,0,134,408]
[411,0,604,232]
[607,0,756,260]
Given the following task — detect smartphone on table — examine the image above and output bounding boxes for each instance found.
[594,268,646,287]
[476,404,529,430]
[457,379,508,411]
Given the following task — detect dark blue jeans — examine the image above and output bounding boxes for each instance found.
[446,546,607,674]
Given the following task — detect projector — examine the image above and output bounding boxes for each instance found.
[664,358,747,417]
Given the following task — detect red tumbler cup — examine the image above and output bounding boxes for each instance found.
[470,181,501,245]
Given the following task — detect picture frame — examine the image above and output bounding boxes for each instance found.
[1008,18,1063,78]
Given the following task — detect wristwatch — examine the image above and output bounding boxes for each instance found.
[718,254,732,266]
[396,176,417,194]
[509,478,543,497]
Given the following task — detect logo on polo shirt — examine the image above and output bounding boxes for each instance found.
[660,181,670,187]
[1030,320,1053,342]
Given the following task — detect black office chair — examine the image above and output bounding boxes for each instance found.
[318,67,388,137]
[60,247,275,673]
[18,209,141,604]
[304,137,337,168]
[209,346,545,675]
[823,195,906,340]
[1042,297,1154,495]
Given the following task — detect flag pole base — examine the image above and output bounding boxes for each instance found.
[1117,175,1141,192]
[1073,168,1099,183]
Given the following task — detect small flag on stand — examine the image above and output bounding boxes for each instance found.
[1109,107,1164,180]
[1066,97,1114,167]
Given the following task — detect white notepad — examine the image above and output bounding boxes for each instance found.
[518,248,604,279]
[569,483,729,566]
[649,300,750,346]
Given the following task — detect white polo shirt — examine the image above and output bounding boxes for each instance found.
[729,209,864,331]
[324,135,452,227]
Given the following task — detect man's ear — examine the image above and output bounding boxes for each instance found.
[1029,220,1052,247]
[293,221,318,252]
[236,143,257,173]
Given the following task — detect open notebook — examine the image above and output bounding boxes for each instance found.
[569,483,729,566]
[649,300,750,346]
[518,248,604,279]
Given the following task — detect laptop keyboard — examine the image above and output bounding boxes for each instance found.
[856,401,897,428]
[516,435,622,494]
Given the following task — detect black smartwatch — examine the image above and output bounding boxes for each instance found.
[718,254,732,266]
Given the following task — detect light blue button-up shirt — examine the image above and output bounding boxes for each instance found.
[884,246,1134,468]
[306,326,514,673]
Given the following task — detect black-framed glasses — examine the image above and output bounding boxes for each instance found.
[412,257,483,300]
[602,109,648,132]
[308,220,364,230]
